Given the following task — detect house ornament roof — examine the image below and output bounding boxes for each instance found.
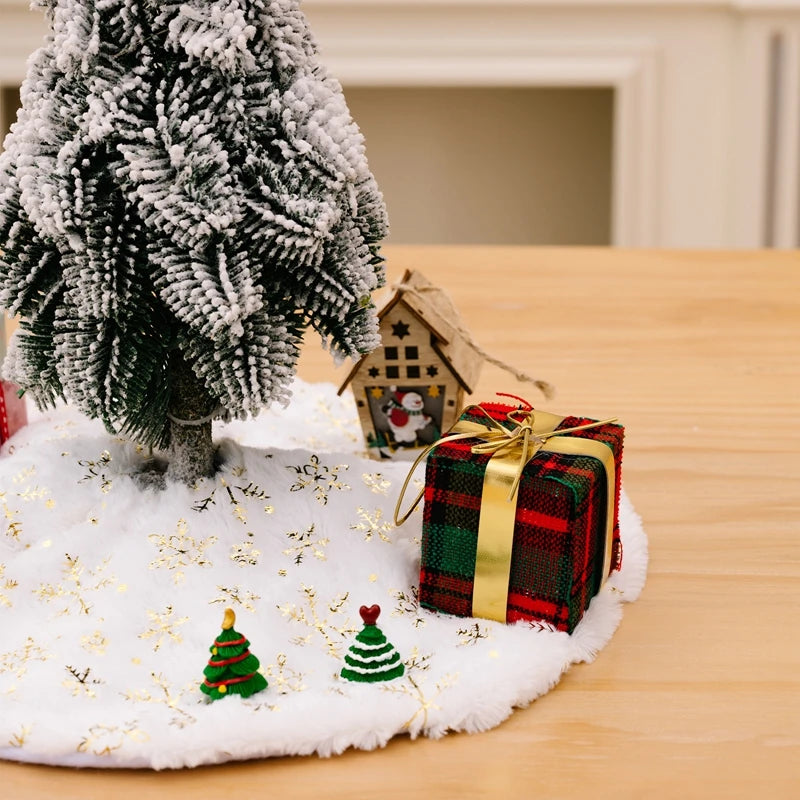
[338,269,553,399]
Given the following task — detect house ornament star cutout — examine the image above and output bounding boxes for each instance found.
[390,321,410,339]
[368,366,380,378]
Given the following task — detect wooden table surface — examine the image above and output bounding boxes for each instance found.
[3,247,799,798]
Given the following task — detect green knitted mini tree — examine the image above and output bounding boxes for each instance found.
[201,608,267,701]
[341,604,404,683]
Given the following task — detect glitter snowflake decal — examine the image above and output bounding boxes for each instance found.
[382,671,459,735]
[16,485,50,503]
[138,606,190,652]
[287,455,350,505]
[63,665,104,698]
[350,506,394,543]
[456,622,491,647]
[0,492,23,544]
[33,554,117,616]
[309,397,360,445]
[0,564,18,608]
[148,518,217,585]
[262,653,308,695]
[192,479,274,525]
[0,637,51,679]
[391,586,426,629]
[283,524,330,565]
[77,722,149,756]
[362,472,392,496]
[209,585,261,614]
[80,630,109,656]
[12,466,36,484]
[8,725,32,748]
[277,585,358,659]
[78,451,113,494]
[405,648,433,675]
[230,541,261,567]
[123,672,198,728]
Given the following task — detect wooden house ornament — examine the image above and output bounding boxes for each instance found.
[338,270,483,459]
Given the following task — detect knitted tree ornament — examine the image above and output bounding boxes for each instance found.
[201,608,268,701]
[341,605,405,683]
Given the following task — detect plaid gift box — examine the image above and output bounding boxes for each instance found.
[0,381,28,447]
[418,402,624,633]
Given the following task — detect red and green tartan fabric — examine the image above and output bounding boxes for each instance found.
[419,402,625,633]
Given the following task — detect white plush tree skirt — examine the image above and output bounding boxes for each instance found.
[0,381,647,769]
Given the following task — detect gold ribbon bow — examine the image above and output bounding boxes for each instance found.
[395,405,619,623]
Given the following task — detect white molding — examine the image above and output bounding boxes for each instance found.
[4,0,800,246]
[771,28,800,246]
[305,0,800,8]
[731,17,800,246]
[321,37,661,246]
[1,0,799,9]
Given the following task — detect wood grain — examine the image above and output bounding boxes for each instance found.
[3,247,799,799]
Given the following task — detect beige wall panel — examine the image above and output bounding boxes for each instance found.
[344,87,613,245]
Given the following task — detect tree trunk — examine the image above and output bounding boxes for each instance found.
[166,352,216,485]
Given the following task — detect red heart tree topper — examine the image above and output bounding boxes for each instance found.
[359,604,381,626]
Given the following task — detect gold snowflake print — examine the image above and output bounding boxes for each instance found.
[382,672,459,734]
[210,585,261,614]
[123,672,197,728]
[16,485,50,502]
[81,630,109,656]
[310,397,360,444]
[8,725,32,749]
[148,518,217,585]
[350,506,394,543]
[138,606,190,652]
[287,455,350,505]
[262,653,308,695]
[0,637,51,679]
[391,587,427,628]
[192,479,273,524]
[230,541,261,567]
[456,622,492,647]
[34,554,117,616]
[0,492,23,544]
[277,585,357,659]
[63,665,104,698]
[78,451,113,494]
[362,472,392,496]
[404,646,432,673]
[0,564,18,608]
[283,524,329,565]
[47,420,78,442]
[77,722,149,756]
[12,466,36,483]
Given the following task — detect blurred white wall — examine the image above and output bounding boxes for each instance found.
[3,0,800,248]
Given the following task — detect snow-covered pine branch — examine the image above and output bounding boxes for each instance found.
[0,0,387,478]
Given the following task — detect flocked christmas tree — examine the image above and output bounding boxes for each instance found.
[0,0,387,483]
[201,607,268,700]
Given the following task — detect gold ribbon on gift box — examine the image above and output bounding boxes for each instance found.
[394,405,619,623]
